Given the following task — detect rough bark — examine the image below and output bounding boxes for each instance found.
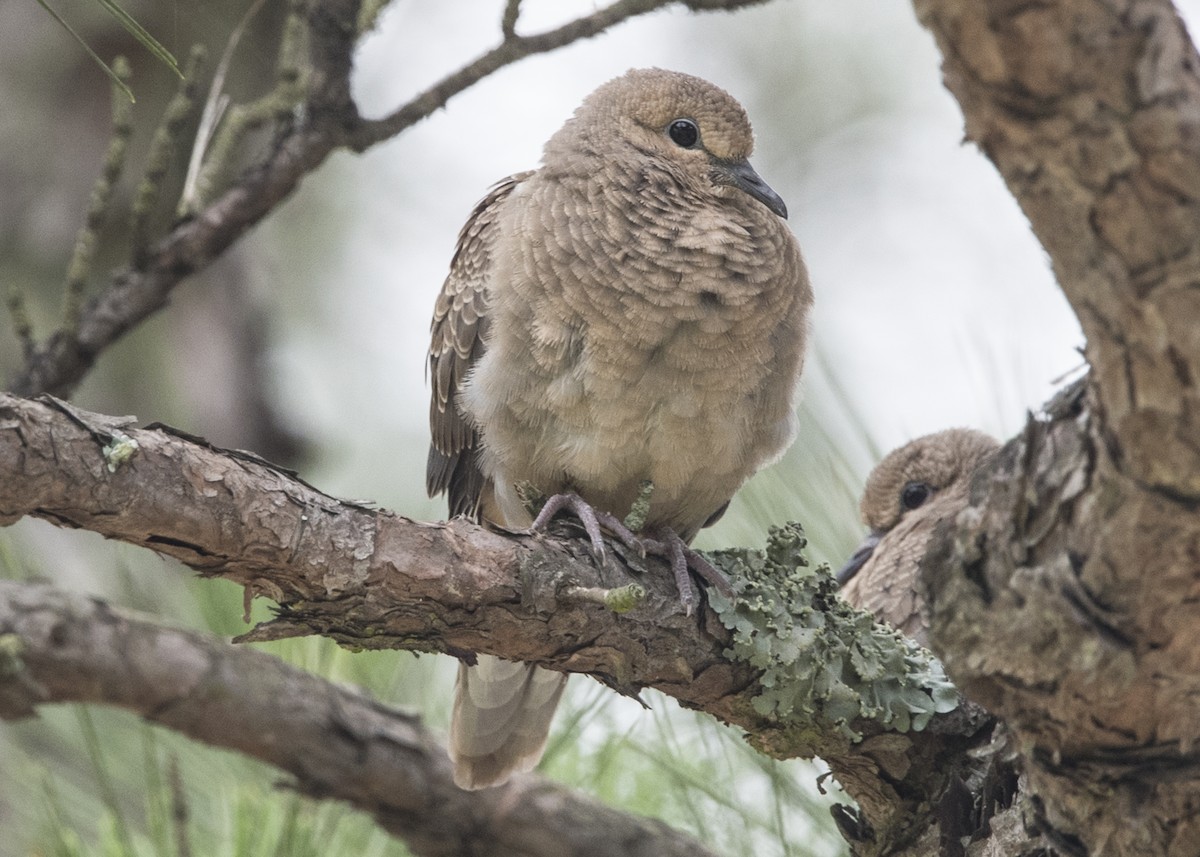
[0,579,720,857]
[0,392,986,855]
[911,1,1200,855]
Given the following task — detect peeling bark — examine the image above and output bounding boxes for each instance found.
[915,0,1200,496]
[923,382,1200,856]
[912,1,1200,854]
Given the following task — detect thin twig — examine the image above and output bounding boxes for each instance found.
[131,46,206,264]
[62,56,134,336]
[178,0,272,215]
[11,0,769,397]
[351,0,681,151]
[502,0,523,38]
[188,0,308,215]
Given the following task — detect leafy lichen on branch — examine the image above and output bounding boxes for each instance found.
[709,523,959,742]
[101,430,140,472]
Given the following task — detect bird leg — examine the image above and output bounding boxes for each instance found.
[641,528,736,616]
[530,494,734,616]
[530,492,638,562]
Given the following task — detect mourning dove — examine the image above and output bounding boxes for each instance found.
[428,68,812,789]
[838,429,1000,645]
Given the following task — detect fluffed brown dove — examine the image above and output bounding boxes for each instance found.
[427,68,812,789]
[838,428,1000,645]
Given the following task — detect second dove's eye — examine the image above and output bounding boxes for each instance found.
[900,481,931,511]
[668,119,700,148]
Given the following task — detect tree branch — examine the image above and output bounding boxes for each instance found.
[9,0,774,399]
[0,392,989,853]
[347,0,771,150]
[0,578,718,857]
[912,1,1200,853]
[915,0,1200,497]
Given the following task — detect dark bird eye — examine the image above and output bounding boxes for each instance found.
[900,481,932,511]
[668,119,699,148]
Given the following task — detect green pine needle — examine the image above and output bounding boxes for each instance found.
[95,0,183,78]
[36,0,183,103]
[35,0,136,102]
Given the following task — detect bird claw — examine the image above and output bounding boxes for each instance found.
[530,496,733,615]
[641,529,735,617]
[681,543,736,600]
[530,492,639,562]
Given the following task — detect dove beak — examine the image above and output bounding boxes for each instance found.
[836,531,882,586]
[719,158,789,219]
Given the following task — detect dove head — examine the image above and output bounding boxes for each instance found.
[544,68,789,219]
[858,429,1000,534]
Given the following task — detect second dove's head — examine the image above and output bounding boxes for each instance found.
[837,428,1000,587]
[859,429,1001,533]
[544,68,789,219]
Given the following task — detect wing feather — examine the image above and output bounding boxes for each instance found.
[426,173,530,519]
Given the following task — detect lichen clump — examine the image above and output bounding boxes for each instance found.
[708,523,958,739]
[102,430,139,472]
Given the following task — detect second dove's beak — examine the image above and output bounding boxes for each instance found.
[720,158,789,219]
[836,531,881,586]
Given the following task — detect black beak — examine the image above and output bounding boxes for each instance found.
[719,158,788,219]
[836,531,881,586]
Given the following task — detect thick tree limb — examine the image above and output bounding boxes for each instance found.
[0,579,717,857]
[0,392,989,854]
[912,1,1200,854]
[915,0,1200,498]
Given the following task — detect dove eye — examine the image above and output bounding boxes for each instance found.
[900,481,931,511]
[668,119,700,148]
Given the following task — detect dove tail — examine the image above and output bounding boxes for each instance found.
[449,655,568,789]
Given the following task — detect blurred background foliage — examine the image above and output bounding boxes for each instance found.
[0,0,1120,854]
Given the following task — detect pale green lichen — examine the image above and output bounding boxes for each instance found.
[623,480,655,532]
[102,430,139,472]
[0,633,24,677]
[708,523,958,740]
[601,582,646,613]
[514,480,546,520]
[560,582,649,613]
